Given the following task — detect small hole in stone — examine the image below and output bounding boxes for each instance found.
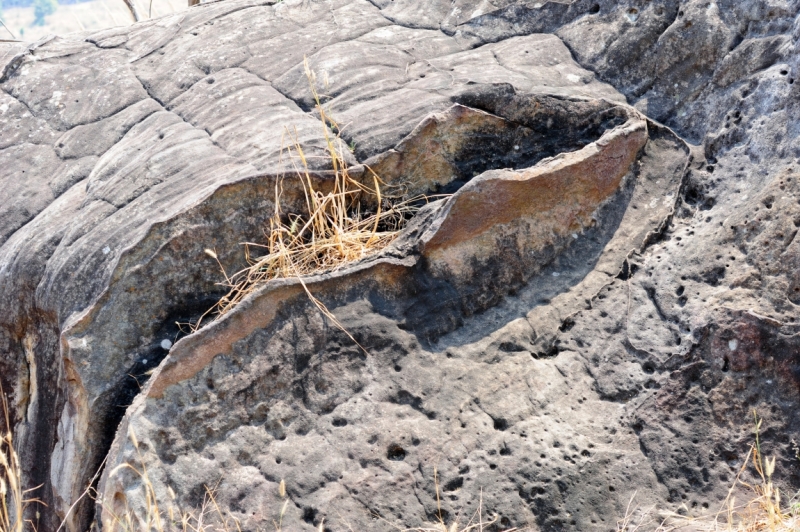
[387,444,406,461]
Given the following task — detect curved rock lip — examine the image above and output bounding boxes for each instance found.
[145,109,647,400]
[420,115,648,278]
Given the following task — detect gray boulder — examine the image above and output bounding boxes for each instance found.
[0,0,798,531]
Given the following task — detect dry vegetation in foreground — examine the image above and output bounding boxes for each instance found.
[193,58,423,335]
[617,411,800,532]
[1,407,798,532]
[0,391,28,532]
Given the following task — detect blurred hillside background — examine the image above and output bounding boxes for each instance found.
[0,0,185,42]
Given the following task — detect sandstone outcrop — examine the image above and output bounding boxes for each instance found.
[1,0,798,531]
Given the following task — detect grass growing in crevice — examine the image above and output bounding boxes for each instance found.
[192,58,425,334]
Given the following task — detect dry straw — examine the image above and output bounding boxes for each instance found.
[0,378,47,532]
[100,428,241,532]
[194,57,421,336]
[0,384,26,532]
[617,410,800,532]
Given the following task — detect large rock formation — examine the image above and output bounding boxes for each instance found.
[0,0,798,531]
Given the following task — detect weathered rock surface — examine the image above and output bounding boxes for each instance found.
[0,0,798,531]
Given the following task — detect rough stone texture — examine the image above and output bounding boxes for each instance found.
[0,0,799,531]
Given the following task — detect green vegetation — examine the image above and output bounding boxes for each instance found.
[31,0,55,27]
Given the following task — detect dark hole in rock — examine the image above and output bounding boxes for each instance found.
[498,341,526,352]
[394,390,435,419]
[701,266,726,286]
[443,476,464,492]
[302,507,317,524]
[617,260,639,280]
[589,4,600,13]
[387,444,406,461]
[493,418,508,431]
[788,282,800,304]
[91,296,217,479]
[332,418,347,427]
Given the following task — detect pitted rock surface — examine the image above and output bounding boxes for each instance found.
[1,1,799,531]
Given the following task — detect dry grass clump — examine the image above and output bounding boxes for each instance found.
[194,58,421,332]
[99,428,242,532]
[617,411,800,532]
[378,467,530,532]
[0,390,27,532]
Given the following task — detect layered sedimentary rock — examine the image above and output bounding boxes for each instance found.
[1,0,798,531]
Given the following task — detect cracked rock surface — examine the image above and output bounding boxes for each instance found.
[1,0,799,531]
